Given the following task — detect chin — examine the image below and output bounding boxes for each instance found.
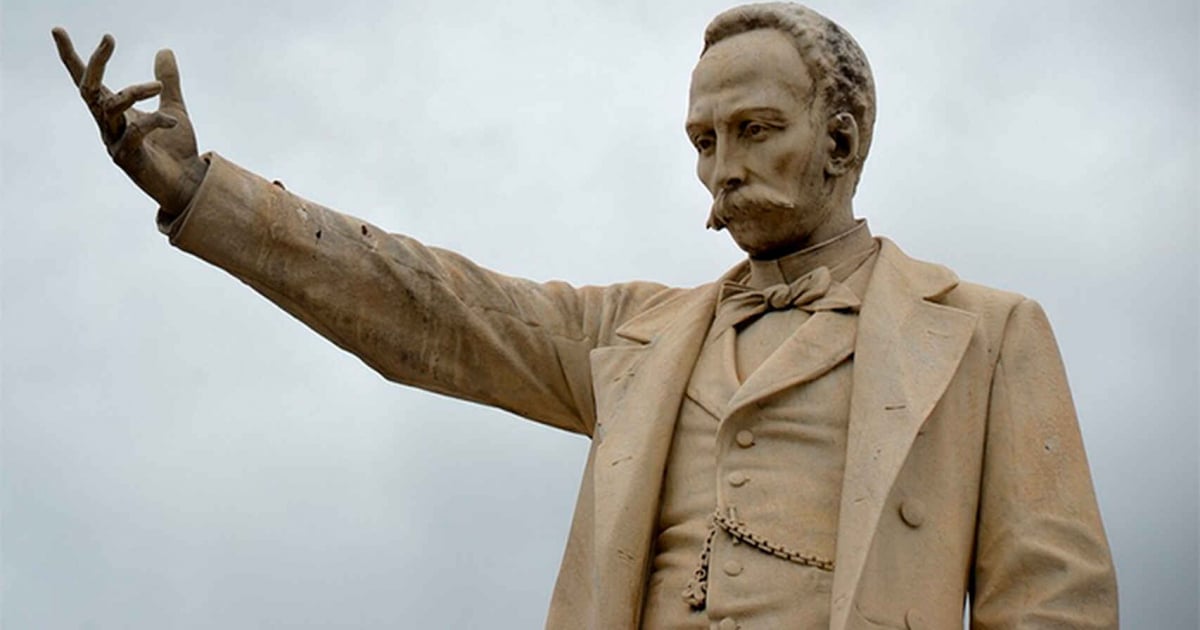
[721,215,822,261]
[729,231,794,260]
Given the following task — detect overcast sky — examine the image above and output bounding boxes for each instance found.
[2,0,1197,628]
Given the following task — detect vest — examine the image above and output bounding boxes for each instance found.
[641,241,876,630]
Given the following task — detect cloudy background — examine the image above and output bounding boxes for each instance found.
[2,0,1196,627]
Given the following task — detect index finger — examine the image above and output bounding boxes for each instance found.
[80,33,115,100]
[51,27,86,85]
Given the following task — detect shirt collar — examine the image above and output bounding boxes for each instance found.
[745,219,875,290]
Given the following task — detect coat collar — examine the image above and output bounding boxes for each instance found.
[613,263,745,345]
[613,237,961,352]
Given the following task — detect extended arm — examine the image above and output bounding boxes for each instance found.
[971,299,1118,628]
[53,30,675,435]
[159,153,671,434]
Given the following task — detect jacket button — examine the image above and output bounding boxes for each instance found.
[905,607,926,629]
[735,430,755,447]
[727,471,749,487]
[718,618,739,630]
[899,499,926,528]
[722,560,743,576]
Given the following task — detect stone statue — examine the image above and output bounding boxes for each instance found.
[53,3,1118,628]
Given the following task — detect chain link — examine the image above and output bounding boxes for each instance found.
[682,521,716,607]
[682,507,835,610]
[713,508,835,571]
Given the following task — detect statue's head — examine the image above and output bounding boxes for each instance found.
[690,3,876,258]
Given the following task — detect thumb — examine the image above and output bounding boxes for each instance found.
[154,48,187,113]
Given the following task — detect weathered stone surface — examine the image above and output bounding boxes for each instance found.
[54,4,1117,628]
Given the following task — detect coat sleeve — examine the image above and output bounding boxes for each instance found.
[157,153,675,437]
[971,298,1119,628]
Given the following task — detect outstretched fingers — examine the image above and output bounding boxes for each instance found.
[53,28,202,208]
[154,49,187,113]
[80,34,115,102]
[51,27,86,85]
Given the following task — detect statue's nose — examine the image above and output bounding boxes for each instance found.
[713,143,746,193]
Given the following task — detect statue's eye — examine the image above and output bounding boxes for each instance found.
[743,122,767,138]
[693,135,715,154]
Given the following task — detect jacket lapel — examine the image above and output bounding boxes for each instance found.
[588,281,723,629]
[829,239,979,630]
[684,330,741,421]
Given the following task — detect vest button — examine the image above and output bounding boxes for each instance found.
[900,499,926,528]
[727,471,749,487]
[718,618,739,630]
[905,607,926,629]
[722,560,743,576]
[735,430,755,447]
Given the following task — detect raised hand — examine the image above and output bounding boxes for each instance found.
[52,28,207,217]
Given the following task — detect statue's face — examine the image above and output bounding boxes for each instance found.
[688,29,837,258]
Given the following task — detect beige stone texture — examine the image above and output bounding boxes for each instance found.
[53,2,1117,628]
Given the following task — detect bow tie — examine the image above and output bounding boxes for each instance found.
[712,266,861,332]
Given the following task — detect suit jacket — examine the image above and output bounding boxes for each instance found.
[162,153,1118,629]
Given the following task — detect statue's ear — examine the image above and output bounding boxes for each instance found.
[825,112,859,177]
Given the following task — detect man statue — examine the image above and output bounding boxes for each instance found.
[54,3,1117,628]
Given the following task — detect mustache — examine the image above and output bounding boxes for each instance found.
[705,186,797,231]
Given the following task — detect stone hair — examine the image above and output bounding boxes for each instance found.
[703,3,877,174]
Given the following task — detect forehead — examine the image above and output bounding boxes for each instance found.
[688,28,814,118]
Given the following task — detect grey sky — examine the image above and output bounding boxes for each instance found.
[2,0,1197,628]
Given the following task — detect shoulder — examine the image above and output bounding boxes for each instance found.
[942,280,1027,334]
[874,237,1042,346]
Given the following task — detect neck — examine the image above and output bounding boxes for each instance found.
[745,219,874,289]
[802,183,858,248]
[749,186,858,260]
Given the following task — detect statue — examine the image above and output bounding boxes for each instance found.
[53,3,1118,628]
